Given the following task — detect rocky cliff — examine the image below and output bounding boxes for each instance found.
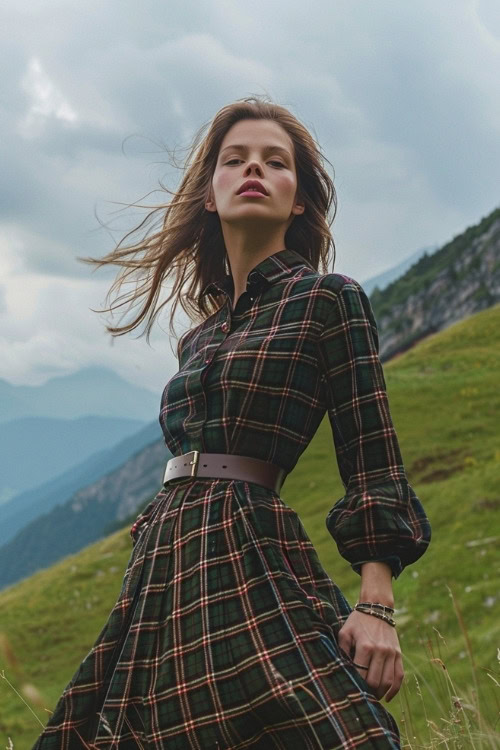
[370,207,500,361]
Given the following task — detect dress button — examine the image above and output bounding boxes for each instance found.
[221,322,229,332]
[205,358,211,365]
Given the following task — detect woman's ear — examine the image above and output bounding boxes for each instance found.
[292,196,305,216]
[205,186,217,213]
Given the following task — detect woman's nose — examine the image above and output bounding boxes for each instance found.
[244,160,264,176]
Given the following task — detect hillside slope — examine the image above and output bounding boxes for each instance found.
[0,304,499,747]
[371,205,500,361]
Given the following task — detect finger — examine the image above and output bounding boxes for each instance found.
[363,649,388,699]
[354,661,371,683]
[351,645,373,684]
[376,653,397,701]
[337,627,354,661]
[385,654,404,702]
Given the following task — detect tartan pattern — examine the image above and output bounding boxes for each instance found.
[33,248,430,748]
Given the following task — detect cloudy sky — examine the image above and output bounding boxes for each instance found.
[1,0,499,395]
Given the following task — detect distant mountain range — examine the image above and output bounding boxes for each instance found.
[0,365,165,505]
[0,429,171,590]
[0,366,159,424]
[0,419,165,548]
[0,415,147,502]
[360,244,439,296]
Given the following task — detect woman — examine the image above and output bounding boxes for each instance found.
[33,95,431,749]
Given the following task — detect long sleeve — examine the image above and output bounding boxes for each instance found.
[316,278,431,579]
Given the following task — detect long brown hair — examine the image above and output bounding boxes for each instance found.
[77,95,337,358]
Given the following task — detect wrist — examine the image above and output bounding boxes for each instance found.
[359,561,394,608]
[358,594,395,609]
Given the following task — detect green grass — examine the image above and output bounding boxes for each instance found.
[1,304,499,748]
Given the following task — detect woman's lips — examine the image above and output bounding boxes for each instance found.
[238,191,267,198]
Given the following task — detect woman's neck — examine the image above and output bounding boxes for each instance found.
[221,224,287,308]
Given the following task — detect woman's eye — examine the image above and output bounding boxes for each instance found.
[224,158,285,167]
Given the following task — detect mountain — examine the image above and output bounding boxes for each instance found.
[0,415,147,501]
[0,420,163,548]
[1,302,498,748]
[0,431,171,590]
[369,205,500,360]
[360,244,438,296]
[0,366,159,424]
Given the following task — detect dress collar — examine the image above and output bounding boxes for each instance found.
[201,248,315,298]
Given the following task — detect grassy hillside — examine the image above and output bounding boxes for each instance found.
[1,305,499,748]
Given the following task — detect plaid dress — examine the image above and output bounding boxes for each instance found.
[33,248,431,749]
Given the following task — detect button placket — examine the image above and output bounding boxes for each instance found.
[205,316,230,365]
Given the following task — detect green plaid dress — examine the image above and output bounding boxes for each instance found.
[33,248,431,749]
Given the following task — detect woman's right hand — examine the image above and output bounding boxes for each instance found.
[338,610,404,702]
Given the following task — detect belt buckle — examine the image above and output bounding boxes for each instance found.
[163,450,200,485]
[187,450,200,477]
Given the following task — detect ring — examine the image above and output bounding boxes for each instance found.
[353,662,369,670]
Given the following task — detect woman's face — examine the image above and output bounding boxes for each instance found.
[206,119,304,230]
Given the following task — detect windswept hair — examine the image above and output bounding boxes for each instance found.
[77,95,337,358]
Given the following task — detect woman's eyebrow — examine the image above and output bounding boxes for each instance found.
[220,144,292,158]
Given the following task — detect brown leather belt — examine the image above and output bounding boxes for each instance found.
[163,451,287,495]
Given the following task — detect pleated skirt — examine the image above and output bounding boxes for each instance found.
[32,478,401,749]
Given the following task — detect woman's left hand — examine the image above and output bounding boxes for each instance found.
[337,609,404,702]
